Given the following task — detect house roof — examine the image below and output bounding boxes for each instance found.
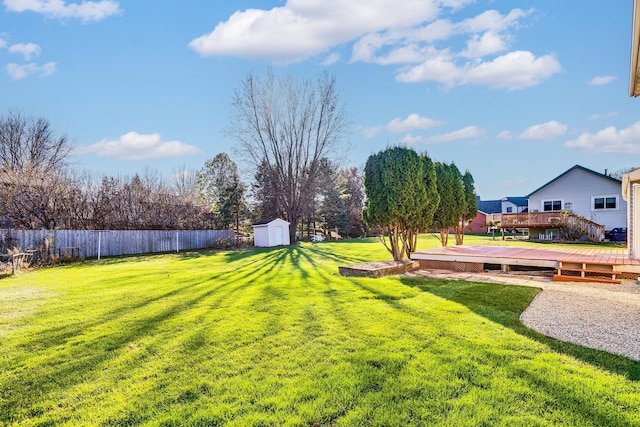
[526,164,621,198]
[252,218,289,226]
[501,196,528,206]
[631,0,640,96]
[477,199,502,214]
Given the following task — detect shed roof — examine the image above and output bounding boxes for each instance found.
[252,218,290,226]
[526,164,621,198]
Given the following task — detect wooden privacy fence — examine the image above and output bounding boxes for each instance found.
[0,229,235,259]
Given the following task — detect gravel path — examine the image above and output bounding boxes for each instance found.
[409,269,640,361]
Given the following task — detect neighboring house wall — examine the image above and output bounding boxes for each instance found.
[501,198,527,213]
[466,212,489,233]
[501,200,518,214]
[527,167,626,230]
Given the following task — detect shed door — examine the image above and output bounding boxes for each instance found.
[274,226,284,246]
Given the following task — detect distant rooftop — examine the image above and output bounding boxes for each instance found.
[477,199,502,214]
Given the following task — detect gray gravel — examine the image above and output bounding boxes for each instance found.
[409,269,640,361]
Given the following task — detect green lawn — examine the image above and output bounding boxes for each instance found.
[0,236,638,426]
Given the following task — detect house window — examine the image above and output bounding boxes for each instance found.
[593,196,618,210]
[506,207,513,213]
[543,200,562,212]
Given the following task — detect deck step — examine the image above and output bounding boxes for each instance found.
[553,275,621,284]
[554,260,621,284]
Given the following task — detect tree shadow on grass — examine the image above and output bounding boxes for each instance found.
[304,243,375,265]
[398,275,640,381]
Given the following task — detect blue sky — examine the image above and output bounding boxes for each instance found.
[1,0,638,199]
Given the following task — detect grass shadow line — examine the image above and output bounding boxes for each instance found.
[398,275,640,381]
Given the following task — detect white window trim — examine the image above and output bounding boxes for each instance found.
[541,198,563,212]
[591,195,619,211]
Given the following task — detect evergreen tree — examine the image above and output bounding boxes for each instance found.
[454,170,478,244]
[195,153,246,229]
[363,147,438,260]
[336,167,365,237]
[251,159,282,222]
[433,162,465,246]
[322,185,347,237]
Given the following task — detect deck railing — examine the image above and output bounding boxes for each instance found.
[499,212,562,228]
[498,211,605,241]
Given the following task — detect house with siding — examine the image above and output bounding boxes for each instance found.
[525,165,626,238]
[501,197,528,214]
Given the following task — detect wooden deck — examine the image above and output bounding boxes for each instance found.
[410,245,640,277]
[499,212,605,242]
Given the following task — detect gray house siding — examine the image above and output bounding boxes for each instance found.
[527,167,626,231]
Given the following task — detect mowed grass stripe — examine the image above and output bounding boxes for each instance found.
[0,236,638,426]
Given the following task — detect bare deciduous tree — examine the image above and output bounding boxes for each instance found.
[0,110,71,174]
[229,71,349,243]
[0,111,73,229]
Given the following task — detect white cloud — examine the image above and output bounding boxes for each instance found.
[190,4,554,90]
[518,120,567,140]
[8,42,41,60]
[389,9,561,90]
[387,113,444,132]
[588,75,616,86]
[6,61,55,80]
[351,9,530,66]
[189,1,471,62]
[80,131,203,160]
[566,122,640,154]
[395,49,461,85]
[462,51,561,90]
[460,31,507,58]
[401,125,484,144]
[397,50,561,90]
[0,37,7,49]
[4,0,121,22]
[321,52,340,66]
[427,125,485,142]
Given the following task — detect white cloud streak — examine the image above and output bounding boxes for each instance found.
[397,50,561,90]
[79,132,203,160]
[588,75,616,86]
[3,0,121,22]
[566,122,640,154]
[518,120,567,140]
[401,125,484,144]
[387,113,445,132]
[6,61,56,80]
[321,52,340,66]
[8,42,41,60]
[189,0,454,62]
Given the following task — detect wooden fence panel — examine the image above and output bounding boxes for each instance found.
[0,229,234,258]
